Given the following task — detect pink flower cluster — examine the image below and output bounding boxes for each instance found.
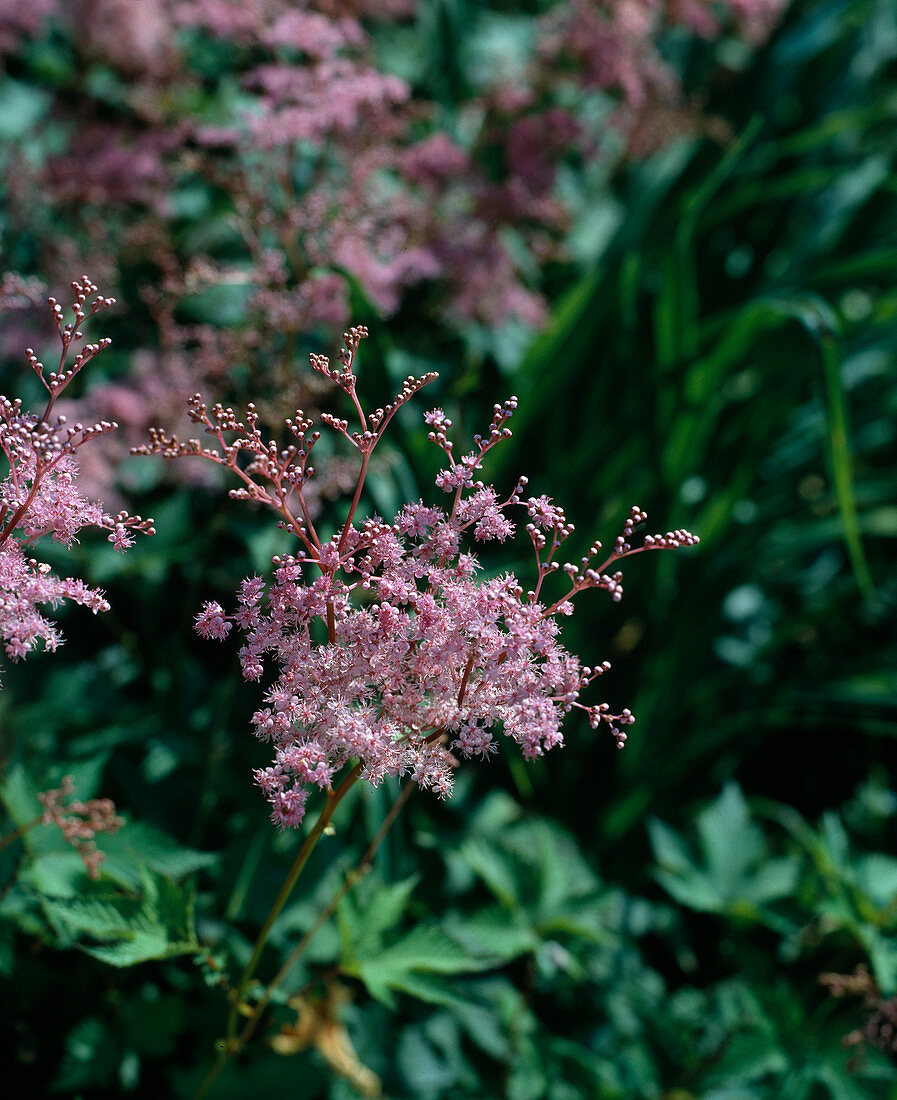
[37,774,124,879]
[534,0,789,156]
[180,0,549,329]
[0,0,789,508]
[0,278,154,677]
[138,328,697,828]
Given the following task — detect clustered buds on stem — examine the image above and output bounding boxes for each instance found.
[0,277,154,675]
[37,775,124,880]
[140,326,698,828]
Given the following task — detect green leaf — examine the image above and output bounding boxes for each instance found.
[468,789,522,835]
[346,924,500,1007]
[371,970,508,1061]
[458,836,520,908]
[647,819,698,877]
[20,849,90,899]
[504,819,600,915]
[856,853,897,912]
[336,873,420,958]
[0,761,40,827]
[444,905,539,962]
[696,784,766,897]
[177,278,253,325]
[864,932,897,996]
[650,785,798,916]
[809,1039,897,1095]
[42,868,199,967]
[0,758,109,834]
[99,822,217,889]
[819,812,853,876]
[703,1031,788,1085]
[397,1020,463,1096]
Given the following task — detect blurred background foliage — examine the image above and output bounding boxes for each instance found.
[2,0,897,1096]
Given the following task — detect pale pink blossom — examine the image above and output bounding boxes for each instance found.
[0,278,154,680]
[140,327,697,828]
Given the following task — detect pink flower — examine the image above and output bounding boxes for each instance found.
[146,328,698,829]
[195,601,233,640]
[0,278,153,680]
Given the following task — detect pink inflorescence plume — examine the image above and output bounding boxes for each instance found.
[37,774,125,879]
[0,277,154,678]
[137,327,697,829]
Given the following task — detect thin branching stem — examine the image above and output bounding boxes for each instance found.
[193,762,363,1100]
[0,816,40,854]
[235,778,416,1049]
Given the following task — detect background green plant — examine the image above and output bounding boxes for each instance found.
[2,0,897,1096]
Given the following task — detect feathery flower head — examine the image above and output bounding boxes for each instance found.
[0,277,154,679]
[140,326,697,828]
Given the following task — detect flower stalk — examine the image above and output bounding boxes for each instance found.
[194,762,364,1099]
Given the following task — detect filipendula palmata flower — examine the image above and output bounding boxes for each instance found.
[0,276,154,679]
[137,326,697,827]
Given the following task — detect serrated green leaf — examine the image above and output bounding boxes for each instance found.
[458,836,519,908]
[42,868,198,967]
[336,873,420,958]
[0,888,45,940]
[648,819,698,876]
[696,784,765,897]
[444,905,538,961]
[651,786,796,916]
[347,923,500,1006]
[368,923,499,974]
[42,892,144,939]
[83,934,190,968]
[99,822,217,889]
[20,849,91,898]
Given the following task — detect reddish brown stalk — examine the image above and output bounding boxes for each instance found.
[0,816,40,854]
[338,451,370,555]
